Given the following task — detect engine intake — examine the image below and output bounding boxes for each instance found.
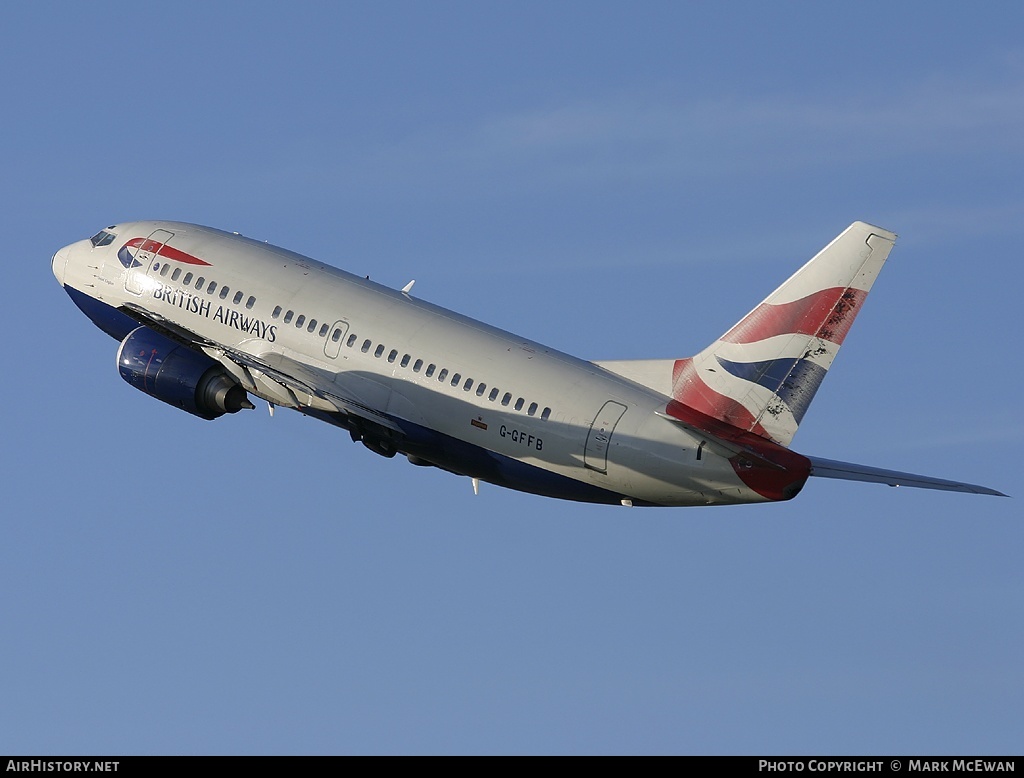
[117,326,253,419]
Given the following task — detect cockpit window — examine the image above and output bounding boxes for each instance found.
[90,230,117,248]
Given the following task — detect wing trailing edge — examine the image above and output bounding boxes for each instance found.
[806,456,1007,497]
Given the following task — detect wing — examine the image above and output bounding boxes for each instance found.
[202,345,405,434]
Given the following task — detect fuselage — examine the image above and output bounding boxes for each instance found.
[53,220,809,507]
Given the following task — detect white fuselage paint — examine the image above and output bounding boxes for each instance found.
[54,221,776,507]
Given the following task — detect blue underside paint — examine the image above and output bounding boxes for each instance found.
[305,407,635,505]
[66,286,638,506]
[64,285,141,341]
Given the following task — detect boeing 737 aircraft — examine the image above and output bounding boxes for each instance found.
[52,220,1005,506]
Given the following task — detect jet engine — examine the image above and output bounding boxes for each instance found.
[117,326,254,420]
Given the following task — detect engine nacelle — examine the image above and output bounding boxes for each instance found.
[117,326,253,420]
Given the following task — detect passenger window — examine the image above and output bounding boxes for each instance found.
[284,310,294,324]
[374,344,385,358]
[438,368,449,382]
[387,349,398,363]
[528,402,538,416]
[160,263,170,276]
[195,276,205,290]
[295,314,305,328]
[501,392,511,406]
[361,339,371,353]
[400,354,410,368]
[246,296,256,310]
[183,272,193,285]
[515,398,524,411]
[476,383,486,397]
[219,286,230,300]
[233,291,243,305]
[489,388,499,402]
[207,281,217,295]
[346,334,357,347]
[319,323,329,337]
[413,359,423,372]
[425,363,435,377]
[451,373,461,387]
[331,328,342,342]
[464,378,473,392]
[307,319,317,333]
[272,305,282,319]
[171,268,181,281]
[541,407,551,421]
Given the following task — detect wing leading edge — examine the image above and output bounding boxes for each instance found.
[806,456,1007,497]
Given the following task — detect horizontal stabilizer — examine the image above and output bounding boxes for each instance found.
[807,456,1007,496]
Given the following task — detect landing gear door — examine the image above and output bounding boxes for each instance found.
[123,229,175,295]
[584,400,628,473]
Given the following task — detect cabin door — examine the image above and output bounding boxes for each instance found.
[324,320,350,359]
[584,401,628,473]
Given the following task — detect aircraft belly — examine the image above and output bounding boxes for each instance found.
[352,410,630,505]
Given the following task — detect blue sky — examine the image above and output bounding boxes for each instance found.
[2,1,1021,755]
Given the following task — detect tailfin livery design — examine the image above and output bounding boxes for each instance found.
[671,222,895,446]
[52,219,1004,506]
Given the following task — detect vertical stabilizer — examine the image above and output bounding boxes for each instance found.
[671,221,896,446]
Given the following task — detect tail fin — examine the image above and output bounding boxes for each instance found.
[671,221,896,447]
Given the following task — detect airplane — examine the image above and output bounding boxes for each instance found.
[51,219,1006,507]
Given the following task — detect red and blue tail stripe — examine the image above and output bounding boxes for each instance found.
[670,222,897,447]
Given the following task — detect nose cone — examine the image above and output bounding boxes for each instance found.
[52,243,72,286]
